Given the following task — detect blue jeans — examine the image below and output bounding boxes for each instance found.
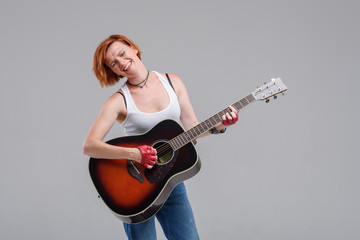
[123,182,199,240]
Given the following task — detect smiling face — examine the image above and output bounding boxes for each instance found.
[104,41,140,78]
[93,35,142,87]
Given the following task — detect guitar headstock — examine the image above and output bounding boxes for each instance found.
[253,78,288,102]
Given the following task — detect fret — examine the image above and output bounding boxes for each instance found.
[194,127,201,135]
[174,140,180,150]
[214,114,222,122]
[201,123,210,133]
[247,93,255,102]
[177,136,183,148]
[194,125,201,134]
[204,119,213,129]
[209,117,217,125]
[175,136,181,147]
[198,123,206,132]
[240,98,248,107]
[170,139,178,150]
[234,101,243,111]
[179,135,186,146]
[199,126,205,134]
[183,133,189,143]
[184,133,191,142]
[173,138,180,149]
[176,137,182,148]
[188,130,195,140]
[168,139,175,149]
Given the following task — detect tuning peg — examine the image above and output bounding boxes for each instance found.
[274,95,277,99]
[265,99,270,103]
[282,92,285,96]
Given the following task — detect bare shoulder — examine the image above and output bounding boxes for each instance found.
[164,73,183,84]
[106,91,125,106]
[102,91,126,116]
[160,72,187,95]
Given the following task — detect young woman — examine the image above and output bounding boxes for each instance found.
[83,35,238,239]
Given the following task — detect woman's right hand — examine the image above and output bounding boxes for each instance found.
[137,145,157,169]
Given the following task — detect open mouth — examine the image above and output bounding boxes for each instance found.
[123,62,131,71]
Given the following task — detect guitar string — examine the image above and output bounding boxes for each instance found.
[156,144,171,156]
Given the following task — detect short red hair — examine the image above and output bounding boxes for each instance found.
[93,35,142,87]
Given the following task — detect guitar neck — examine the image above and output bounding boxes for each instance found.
[169,93,256,150]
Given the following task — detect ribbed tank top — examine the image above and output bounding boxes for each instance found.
[120,71,181,136]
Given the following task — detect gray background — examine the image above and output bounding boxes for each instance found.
[1,0,359,239]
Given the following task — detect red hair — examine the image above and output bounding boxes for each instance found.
[93,35,142,87]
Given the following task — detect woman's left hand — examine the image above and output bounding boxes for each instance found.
[222,105,238,126]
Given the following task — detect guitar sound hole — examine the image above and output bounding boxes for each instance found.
[152,141,174,165]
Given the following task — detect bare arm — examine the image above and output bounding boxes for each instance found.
[82,93,142,162]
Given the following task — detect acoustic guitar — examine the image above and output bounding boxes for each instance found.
[89,78,287,223]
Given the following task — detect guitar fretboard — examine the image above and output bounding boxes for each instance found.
[169,93,256,150]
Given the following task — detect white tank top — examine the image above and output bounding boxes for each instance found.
[120,71,181,136]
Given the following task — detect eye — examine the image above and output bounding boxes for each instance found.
[110,61,117,68]
[119,50,125,57]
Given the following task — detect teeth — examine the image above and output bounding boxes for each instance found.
[124,62,131,71]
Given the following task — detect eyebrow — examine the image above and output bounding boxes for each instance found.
[105,49,123,67]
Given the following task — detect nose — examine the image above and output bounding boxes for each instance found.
[114,56,126,67]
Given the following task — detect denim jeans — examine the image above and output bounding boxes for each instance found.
[123,182,199,240]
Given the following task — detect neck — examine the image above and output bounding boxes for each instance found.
[127,68,149,85]
[127,69,150,88]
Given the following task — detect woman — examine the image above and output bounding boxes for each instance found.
[83,34,238,240]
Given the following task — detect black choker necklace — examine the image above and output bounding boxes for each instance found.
[127,70,150,88]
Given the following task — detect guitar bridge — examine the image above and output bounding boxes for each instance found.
[127,160,144,183]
